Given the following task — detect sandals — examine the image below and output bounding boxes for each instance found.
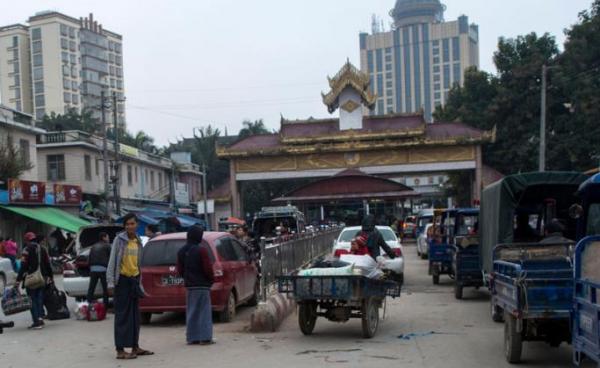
[133,348,155,356]
[116,352,136,360]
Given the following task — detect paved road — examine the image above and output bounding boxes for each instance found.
[0,242,592,367]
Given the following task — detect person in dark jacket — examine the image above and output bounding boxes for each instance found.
[87,232,111,306]
[177,225,214,345]
[361,215,396,260]
[540,219,573,244]
[16,232,53,329]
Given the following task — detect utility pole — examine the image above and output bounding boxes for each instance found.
[112,92,122,215]
[539,64,548,172]
[202,163,208,227]
[100,91,111,220]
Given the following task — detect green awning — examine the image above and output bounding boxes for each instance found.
[0,206,90,233]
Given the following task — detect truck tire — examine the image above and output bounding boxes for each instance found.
[361,298,379,338]
[504,313,522,364]
[454,283,463,300]
[298,302,317,335]
[491,299,504,323]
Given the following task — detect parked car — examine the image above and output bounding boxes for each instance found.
[417,223,433,259]
[63,224,124,300]
[139,232,259,324]
[402,216,417,238]
[332,226,404,284]
[0,257,17,292]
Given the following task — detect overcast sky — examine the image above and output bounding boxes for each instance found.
[1,0,593,145]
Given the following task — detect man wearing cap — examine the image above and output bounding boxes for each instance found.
[16,232,53,329]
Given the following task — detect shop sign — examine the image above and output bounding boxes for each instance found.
[8,179,46,204]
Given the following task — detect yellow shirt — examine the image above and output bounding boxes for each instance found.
[120,239,139,277]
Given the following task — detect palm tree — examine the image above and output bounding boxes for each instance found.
[238,119,269,138]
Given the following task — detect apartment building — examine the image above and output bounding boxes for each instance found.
[0,104,44,181]
[0,12,124,123]
[360,0,479,121]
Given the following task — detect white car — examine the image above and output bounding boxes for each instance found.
[332,226,404,284]
[0,257,17,292]
[417,223,433,259]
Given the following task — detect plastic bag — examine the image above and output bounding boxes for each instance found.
[75,302,89,320]
[298,264,354,276]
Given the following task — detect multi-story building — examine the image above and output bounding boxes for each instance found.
[359,0,479,121]
[0,12,125,123]
[0,104,44,182]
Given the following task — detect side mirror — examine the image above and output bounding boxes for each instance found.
[569,204,584,219]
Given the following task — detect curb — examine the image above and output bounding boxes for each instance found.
[250,293,296,332]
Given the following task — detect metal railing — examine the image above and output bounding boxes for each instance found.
[259,228,341,301]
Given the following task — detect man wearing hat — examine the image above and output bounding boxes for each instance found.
[16,232,53,329]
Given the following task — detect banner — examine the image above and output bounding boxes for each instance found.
[54,184,82,205]
[8,179,46,204]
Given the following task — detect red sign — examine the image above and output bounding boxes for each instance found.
[8,179,46,204]
[54,184,82,205]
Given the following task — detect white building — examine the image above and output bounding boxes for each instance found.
[360,0,479,121]
[0,12,125,122]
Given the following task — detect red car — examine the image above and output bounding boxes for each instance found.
[139,232,259,324]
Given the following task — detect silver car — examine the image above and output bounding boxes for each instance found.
[0,257,17,292]
[332,225,404,284]
[417,223,433,259]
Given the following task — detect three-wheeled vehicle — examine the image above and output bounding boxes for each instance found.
[278,275,400,338]
[451,208,481,299]
[480,171,587,364]
[428,209,454,285]
[573,173,600,366]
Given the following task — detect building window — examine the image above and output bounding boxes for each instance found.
[385,55,392,63]
[386,98,393,105]
[19,139,30,164]
[434,92,441,100]
[69,27,75,38]
[145,169,148,184]
[69,40,76,51]
[35,94,45,107]
[63,78,70,90]
[61,51,68,63]
[434,83,441,91]
[71,66,77,78]
[367,50,374,71]
[12,36,18,47]
[35,108,45,120]
[453,63,462,85]
[61,38,68,49]
[433,65,440,73]
[443,64,450,89]
[127,165,133,186]
[134,166,138,183]
[443,38,450,63]
[116,68,122,77]
[47,154,66,181]
[70,54,76,64]
[376,49,383,71]
[432,40,439,46]
[377,74,383,96]
[95,158,99,176]
[117,80,123,89]
[32,41,42,54]
[386,81,393,88]
[60,24,68,36]
[428,176,434,184]
[432,48,439,56]
[452,37,460,61]
[33,67,43,80]
[116,55,122,65]
[72,81,78,91]
[62,65,69,76]
[84,155,92,181]
[31,28,41,40]
[72,93,78,105]
[150,171,155,191]
[433,56,440,64]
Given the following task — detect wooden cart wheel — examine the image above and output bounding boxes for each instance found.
[504,313,522,364]
[298,302,317,335]
[361,297,379,338]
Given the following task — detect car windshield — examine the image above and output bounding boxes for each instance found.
[339,228,397,242]
[141,240,186,266]
[456,214,478,235]
[418,216,432,227]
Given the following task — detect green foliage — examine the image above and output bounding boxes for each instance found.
[435,2,600,175]
[0,135,33,185]
[238,119,269,139]
[39,108,99,134]
[443,172,473,207]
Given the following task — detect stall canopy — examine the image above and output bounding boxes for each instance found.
[0,205,91,233]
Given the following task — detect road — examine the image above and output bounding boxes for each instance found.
[0,241,591,367]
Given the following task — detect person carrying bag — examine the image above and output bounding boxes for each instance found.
[16,232,53,330]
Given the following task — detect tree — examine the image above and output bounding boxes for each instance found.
[39,108,99,134]
[0,135,33,186]
[238,119,269,139]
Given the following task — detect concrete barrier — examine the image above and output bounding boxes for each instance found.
[250,293,296,332]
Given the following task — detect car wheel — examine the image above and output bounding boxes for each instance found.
[0,273,5,293]
[247,280,260,307]
[140,312,152,325]
[219,291,236,323]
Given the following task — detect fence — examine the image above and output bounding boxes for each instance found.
[259,228,341,301]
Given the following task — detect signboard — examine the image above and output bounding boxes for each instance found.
[8,179,46,204]
[119,144,139,157]
[54,184,82,205]
[197,199,215,214]
[175,182,190,206]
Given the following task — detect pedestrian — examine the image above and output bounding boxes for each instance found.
[107,213,154,360]
[87,232,111,306]
[540,219,572,244]
[4,237,18,271]
[360,215,397,260]
[177,225,215,345]
[144,224,160,240]
[15,232,53,329]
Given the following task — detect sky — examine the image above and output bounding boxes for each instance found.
[0,0,593,146]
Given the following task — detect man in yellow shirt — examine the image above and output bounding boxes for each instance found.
[107,213,153,360]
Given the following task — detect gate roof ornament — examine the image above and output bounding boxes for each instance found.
[321,59,377,114]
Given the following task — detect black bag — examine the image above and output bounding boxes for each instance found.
[44,284,70,320]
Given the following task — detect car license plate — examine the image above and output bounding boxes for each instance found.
[161,275,184,286]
